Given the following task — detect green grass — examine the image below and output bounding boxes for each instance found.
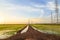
[0,24,60,35]
[31,24,60,34]
[0,24,26,31]
[0,24,26,35]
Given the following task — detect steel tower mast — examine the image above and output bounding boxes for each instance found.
[55,0,59,23]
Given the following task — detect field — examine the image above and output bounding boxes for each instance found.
[0,24,60,35]
[32,24,60,35]
[0,24,26,35]
[0,24,26,31]
[0,24,60,40]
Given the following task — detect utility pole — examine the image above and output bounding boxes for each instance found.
[55,0,59,24]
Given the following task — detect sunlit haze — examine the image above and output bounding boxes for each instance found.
[0,0,60,24]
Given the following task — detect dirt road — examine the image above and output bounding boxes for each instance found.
[0,25,60,40]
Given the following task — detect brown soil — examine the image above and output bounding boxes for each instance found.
[0,25,60,40]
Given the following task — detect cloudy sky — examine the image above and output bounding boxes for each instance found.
[0,0,60,24]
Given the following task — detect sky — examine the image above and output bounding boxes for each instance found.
[0,0,60,24]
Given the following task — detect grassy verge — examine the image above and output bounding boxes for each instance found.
[0,24,26,35]
[0,24,26,31]
[31,24,60,34]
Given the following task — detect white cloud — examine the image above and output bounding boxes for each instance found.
[46,2,55,10]
[0,0,44,24]
[0,0,41,14]
[32,1,60,11]
[32,1,60,23]
[0,0,60,24]
[46,1,60,11]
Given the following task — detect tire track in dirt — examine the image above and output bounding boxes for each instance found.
[0,25,60,40]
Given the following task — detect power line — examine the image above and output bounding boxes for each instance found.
[55,0,59,23]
